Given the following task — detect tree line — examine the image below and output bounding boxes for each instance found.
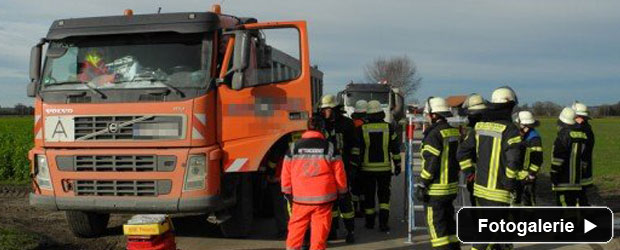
[0,104,34,116]
[519,101,620,117]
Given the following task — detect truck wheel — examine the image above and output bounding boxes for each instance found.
[220,173,254,238]
[65,211,110,238]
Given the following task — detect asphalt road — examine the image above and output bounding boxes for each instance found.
[172,172,620,250]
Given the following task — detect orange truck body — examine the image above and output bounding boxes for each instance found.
[28,6,323,216]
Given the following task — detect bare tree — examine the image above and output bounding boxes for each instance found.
[364,55,422,98]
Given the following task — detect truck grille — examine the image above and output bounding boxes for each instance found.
[75,155,156,172]
[56,155,176,172]
[73,115,183,141]
[74,180,171,196]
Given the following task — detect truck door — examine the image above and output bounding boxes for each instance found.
[216,21,312,173]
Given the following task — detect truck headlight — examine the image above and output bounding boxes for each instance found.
[183,155,207,192]
[35,155,53,190]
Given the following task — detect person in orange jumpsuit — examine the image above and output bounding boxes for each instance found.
[281,116,348,250]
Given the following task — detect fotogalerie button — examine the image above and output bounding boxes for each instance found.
[456,207,613,244]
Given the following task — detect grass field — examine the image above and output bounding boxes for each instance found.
[536,117,620,192]
[0,116,33,182]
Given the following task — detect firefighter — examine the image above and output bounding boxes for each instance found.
[352,100,368,128]
[457,86,522,250]
[461,93,487,206]
[281,116,348,250]
[414,97,460,250]
[572,101,594,206]
[357,100,402,232]
[318,94,357,243]
[513,111,543,206]
[350,99,368,218]
[551,107,588,206]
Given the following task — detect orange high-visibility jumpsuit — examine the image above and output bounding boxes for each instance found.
[281,130,348,250]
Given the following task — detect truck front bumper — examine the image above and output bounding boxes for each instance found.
[29,193,227,213]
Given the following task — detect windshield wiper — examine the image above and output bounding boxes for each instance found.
[157,81,185,98]
[46,81,107,99]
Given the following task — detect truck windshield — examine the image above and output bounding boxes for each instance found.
[347,92,389,106]
[41,33,208,92]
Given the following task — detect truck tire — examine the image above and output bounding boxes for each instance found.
[220,173,254,238]
[65,211,110,238]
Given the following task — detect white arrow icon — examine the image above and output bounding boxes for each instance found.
[584,219,597,234]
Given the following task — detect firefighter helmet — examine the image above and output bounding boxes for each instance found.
[354,100,368,113]
[319,94,338,109]
[515,111,539,127]
[491,86,518,104]
[572,101,589,117]
[559,107,576,125]
[424,97,452,117]
[367,100,383,114]
[463,93,487,113]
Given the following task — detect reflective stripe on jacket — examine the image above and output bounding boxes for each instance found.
[281,131,348,205]
[551,125,587,191]
[457,120,522,203]
[420,120,461,196]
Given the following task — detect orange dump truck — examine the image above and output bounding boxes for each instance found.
[26,5,323,238]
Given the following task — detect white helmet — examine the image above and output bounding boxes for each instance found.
[354,100,368,113]
[558,107,576,125]
[491,86,518,104]
[424,97,452,116]
[367,100,383,114]
[463,93,487,112]
[572,101,589,117]
[515,111,539,127]
[320,94,338,109]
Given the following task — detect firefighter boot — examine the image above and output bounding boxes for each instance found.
[344,218,355,244]
[328,218,339,240]
[365,213,375,229]
[379,209,390,232]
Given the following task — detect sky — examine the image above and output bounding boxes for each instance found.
[1,0,619,107]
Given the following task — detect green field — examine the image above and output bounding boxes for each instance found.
[536,117,620,191]
[0,116,33,182]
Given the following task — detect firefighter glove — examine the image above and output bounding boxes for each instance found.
[393,165,402,176]
[466,173,475,183]
[414,183,429,202]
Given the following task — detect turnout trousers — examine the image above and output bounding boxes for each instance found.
[555,190,581,207]
[331,192,355,234]
[472,198,513,250]
[512,181,536,206]
[360,171,392,228]
[424,195,460,250]
[286,202,333,250]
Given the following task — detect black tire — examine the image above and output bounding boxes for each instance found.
[220,173,254,238]
[65,211,110,238]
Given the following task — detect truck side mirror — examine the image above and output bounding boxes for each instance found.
[27,42,44,97]
[231,30,251,90]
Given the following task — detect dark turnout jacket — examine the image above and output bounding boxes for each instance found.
[519,129,543,179]
[457,113,523,204]
[420,120,461,196]
[578,121,595,186]
[551,122,588,191]
[355,115,401,172]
